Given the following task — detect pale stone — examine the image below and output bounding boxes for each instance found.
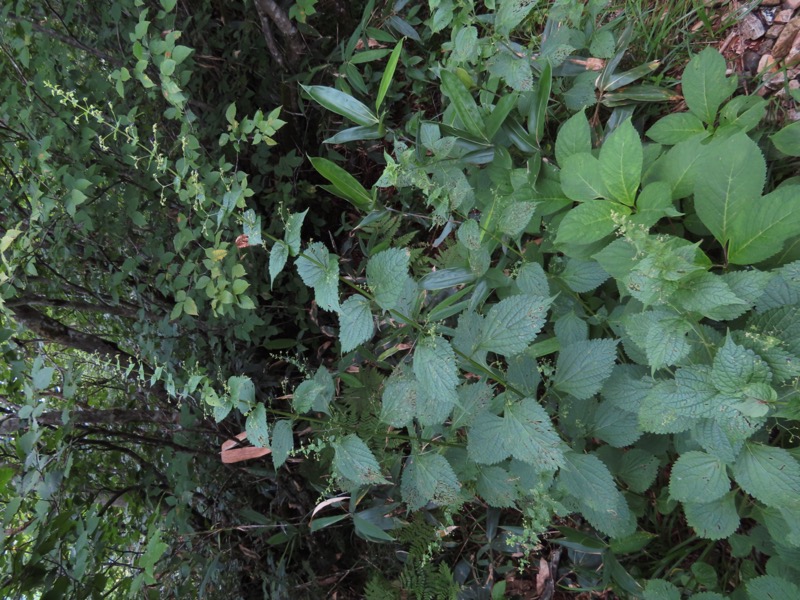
[775,9,794,23]
[760,0,781,5]
[785,0,800,10]
[767,24,784,38]
[758,53,777,72]
[786,31,800,66]
[741,13,766,39]
[773,17,800,59]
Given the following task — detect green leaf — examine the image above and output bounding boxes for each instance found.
[246,403,269,448]
[440,70,486,139]
[338,295,374,352]
[366,248,410,310]
[496,0,538,37]
[499,201,537,237]
[556,201,624,245]
[32,357,54,390]
[618,449,659,493]
[712,335,771,396]
[478,295,551,356]
[309,156,373,212]
[332,434,388,485]
[531,61,552,143]
[728,185,800,265]
[559,452,636,538]
[643,579,680,600]
[693,133,766,252]
[599,119,642,206]
[555,110,591,166]
[633,181,680,228]
[229,375,255,406]
[516,262,550,296]
[468,411,509,465]
[324,125,383,144]
[414,335,459,416]
[593,402,642,448]
[269,241,289,289]
[770,120,800,156]
[669,451,729,504]
[674,272,748,320]
[296,242,340,312]
[380,368,417,428]
[301,85,379,126]
[284,209,308,256]
[477,465,519,508]
[681,48,737,125]
[733,443,800,510]
[504,398,565,470]
[646,112,706,145]
[401,452,461,510]
[376,39,404,111]
[560,258,610,293]
[554,339,618,400]
[138,529,168,583]
[560,153,607,201]
[746,575,800,599]
[457,219,482,250]
[293,367,334,414]
[646,134,706,200]
[683,492,739,540]
[271,420,293,469]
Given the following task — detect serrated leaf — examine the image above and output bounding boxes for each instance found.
[293,367,334,414]
[559,452,636,538]
[504,398,565,470]
[414,335,459,415]
[692,419,742,464]
[555,110,591,167]
[633,181,680,228]
[457,219,482,250]
[284,209,308,256]
[674,272,748,320]
[733,443,800,510]
[554,311,588,345]
[746,575,800,599]
[712,335,771,396]
[246,403,269,448]
[618,449,659,493]
[477,465,519,508]
[401,452,461,510]
[669,451,729,504]
[646,112,706,145]
[554,339,618,400]
[499,201,537,237]
[645,134,706,200]
[367,248,410,310]
[332,434,388,485]
[643,579,680,600]
[683,492,739,540]
[624,310,692,371]
[271,420,293,469]
[560,258,610,293]
[601,364,653,412]
[296,242,340,312]
[560,153,608,202]
[593,402,642,448]
[496,0,537,37]
[380,369,417,428]
[681,48,737,125]
[556,201,624,245]
[516,262,550,296]
[468,411,509,465]
[478,295,551,356]
[338,295,374,352]
[694,133,766,250]
[599,119,642,206]
[639,380,701,434]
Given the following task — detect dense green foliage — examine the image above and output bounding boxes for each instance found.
[3,0,800,598]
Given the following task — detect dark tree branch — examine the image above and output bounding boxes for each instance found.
[252,0,305,71]
[7,295,141,319]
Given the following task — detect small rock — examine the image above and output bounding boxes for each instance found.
[786,31,800,67]
[744,50,762,74]
[785,0,800,10]
[767,24,784,38]
[762,7,777,25]
[760,0,780,5]
[758,53,777,73]
[775,9,794,24]
[759,38,776,54]
[741,13,766,39]
[773,17,800,60]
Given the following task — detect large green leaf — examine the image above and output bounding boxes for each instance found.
[380,368,417,428]
[555,110,592,166]
[496,0,538,37]
[669,451,729,504]
[332,434,388,486]
[338,295,374,352]
[376,39,403,111]
[560,153,608,202]
[301,84,379,126]
[309,156,374,212]
[770,120,800,156]
[478,295,551,356]
[504,398,565,469]
[728,185,800,265]
[693,133,766,252]
[746,575,800,600]
[683,492,739,540]
[476,465,519,507]
[681,48,737,125]
[296,242,340,312]
[270,420,293,469]
[733,443,800,510]
[556,201,626,245]
[413,335,459,415]
[366,248,410,310]
[646,112,706,145]
[553,339,618,400]
[440,70,486,139]
[246,403,269,448]
[401,452,461,510]
[599,119,643,206]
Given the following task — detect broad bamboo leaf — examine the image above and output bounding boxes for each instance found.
[324,125,383,144]
[376,39,404,111]
[301,84,379,126]
[440,70,486,139]
[309,156,374,212]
